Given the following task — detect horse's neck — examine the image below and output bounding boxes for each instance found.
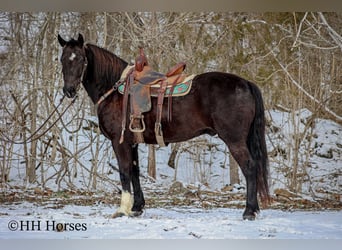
[83,45,127,104]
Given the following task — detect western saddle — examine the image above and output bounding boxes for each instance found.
[119,48,189,146]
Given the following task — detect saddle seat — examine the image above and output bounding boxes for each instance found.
[134,62,187,87]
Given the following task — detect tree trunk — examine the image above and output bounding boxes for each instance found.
[229,153,240,185]
[147,144,156,179]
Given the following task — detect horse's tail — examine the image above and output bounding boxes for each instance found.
[247,82,270,206]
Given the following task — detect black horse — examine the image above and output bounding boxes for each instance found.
[58,33,270,220]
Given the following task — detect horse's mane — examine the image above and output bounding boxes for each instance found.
[85,44,128,85]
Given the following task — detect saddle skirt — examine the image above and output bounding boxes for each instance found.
[118,71,195,97]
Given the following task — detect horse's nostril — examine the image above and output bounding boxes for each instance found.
[62,86,68,95]
[63,86,76,98]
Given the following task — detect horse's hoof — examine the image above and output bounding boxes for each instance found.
[243,214,256,221]
[111,212,126,219]
[243,207,258,221]
[129,210,143,217]
[243,211,257,221]
[111,210,143,218]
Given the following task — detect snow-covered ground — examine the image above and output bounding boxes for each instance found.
[0,202,341,239]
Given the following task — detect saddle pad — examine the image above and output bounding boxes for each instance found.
[118,75,195,97]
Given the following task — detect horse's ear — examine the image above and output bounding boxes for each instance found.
[78,33,84,46]
[58,34,66,47]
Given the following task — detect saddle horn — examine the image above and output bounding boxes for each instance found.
[135,47,148,72]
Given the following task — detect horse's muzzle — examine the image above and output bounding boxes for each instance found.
[63,86,77,98]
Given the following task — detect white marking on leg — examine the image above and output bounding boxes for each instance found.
[69,53,76,61]
[116,191,133,216]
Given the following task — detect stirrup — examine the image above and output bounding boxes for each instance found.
[129,115,146,133]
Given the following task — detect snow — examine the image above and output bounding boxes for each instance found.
[0,202,341,239]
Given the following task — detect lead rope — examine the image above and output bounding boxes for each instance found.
[0,94,78,144]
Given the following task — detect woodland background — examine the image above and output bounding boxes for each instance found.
[0,12,341,202]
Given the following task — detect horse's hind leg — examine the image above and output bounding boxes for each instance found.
[227,142,259,220]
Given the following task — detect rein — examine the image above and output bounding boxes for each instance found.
[0,94,78,144]
[94,64,135,111]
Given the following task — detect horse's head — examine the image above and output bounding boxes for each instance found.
[58,33,87,98]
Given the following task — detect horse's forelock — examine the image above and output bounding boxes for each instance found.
[65,38,81,47]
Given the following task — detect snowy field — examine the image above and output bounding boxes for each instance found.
[0,202,341,239]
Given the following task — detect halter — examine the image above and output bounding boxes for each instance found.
[80,45,88,86]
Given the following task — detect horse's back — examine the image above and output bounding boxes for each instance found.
[192,71,256,112]
[194,71,254,93]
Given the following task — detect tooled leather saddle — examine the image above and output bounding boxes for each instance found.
[118,48,194,146]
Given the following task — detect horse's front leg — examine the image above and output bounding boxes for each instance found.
[111,141,145,218]
[131,144,145,216]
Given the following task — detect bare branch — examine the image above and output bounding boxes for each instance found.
[318,12,342,52]
[270,49,342,124]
